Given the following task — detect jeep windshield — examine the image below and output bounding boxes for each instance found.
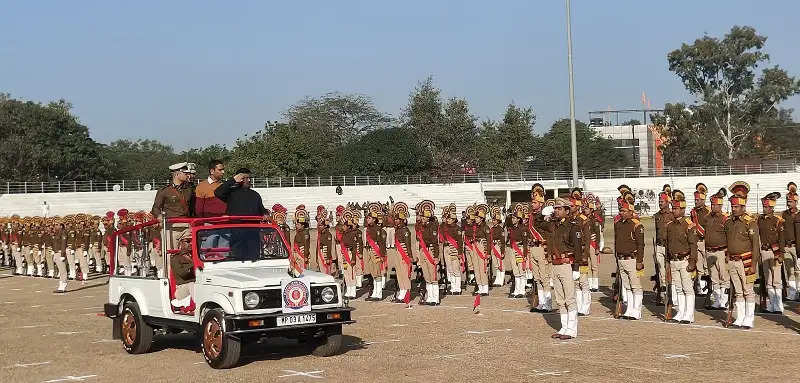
[196,226,289,262]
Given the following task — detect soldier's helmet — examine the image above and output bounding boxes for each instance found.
[366,202,381,223]
[531,183,546,203]
[294,205,309,226]
[489,205,502,222]
[569,188,583,207]
[710,188,727,205]
[342,209,355,227]
[418,200,435,219]
[465,204,477,220]
[441,203,457,221]
[787,182,799,202]
[351,208,362,226]
[272,204,287,223]
[728,181,750,206]
[315,205,329,224]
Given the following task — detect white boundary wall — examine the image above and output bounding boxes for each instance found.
[1,171,797,219]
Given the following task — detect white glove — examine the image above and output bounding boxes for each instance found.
[572,271,580,280]
[542,206,554,217]
[599,233,605,250]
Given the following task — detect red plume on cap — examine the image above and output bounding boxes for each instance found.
[317,205,326,213]
[272,204,286,213]
[117,209,128,217]
[297,204,306,211]
[105,211,115,219]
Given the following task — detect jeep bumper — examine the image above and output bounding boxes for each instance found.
[224,307,355,335]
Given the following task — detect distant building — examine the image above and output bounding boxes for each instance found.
[588,109,664,174]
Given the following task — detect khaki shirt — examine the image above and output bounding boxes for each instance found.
[703,212,728,248]
[614,218,645,263]
[692,205,711,239]
[545,217,585,270]
[665,216,698,268]
[724,214,760,265]
[757,214,784,253]
[653,209,673,245]
[151,184,194,219]
[781,209,799,243]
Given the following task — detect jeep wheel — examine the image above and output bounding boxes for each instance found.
[121,301,153,354]
[201,308,241,369]
[311,325,343,357]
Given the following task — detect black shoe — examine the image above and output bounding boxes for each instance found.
[679,320,690,324]
[452,291,461,295]
[365,297,379,302]
[480,293,489,297]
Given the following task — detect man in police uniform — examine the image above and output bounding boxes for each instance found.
[440,204,464,295]
[569,189,592,316]
[546,198,584,339]
[314,206,336,277]
[782,182,800,300]
[615,192,645,319]
[704,188,730,310]
[725,181,760,329]
[758,192,785,314]
[691,184,711,295]
[652,184,673,304]
[529,185,552,312]
[291,206,311,276]
[666,190,699,324]
[416,200,441,304]
[389,203,413,303]
[151,162,195,251]
[364,203,387,301]
[506,204,528,298]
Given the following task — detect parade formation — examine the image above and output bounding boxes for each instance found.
[2,166,799,341]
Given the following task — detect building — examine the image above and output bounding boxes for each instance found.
[588,109,664,173]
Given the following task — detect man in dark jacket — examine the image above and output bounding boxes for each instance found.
[214,168,268,217]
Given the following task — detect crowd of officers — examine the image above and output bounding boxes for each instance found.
[2,174,799,340]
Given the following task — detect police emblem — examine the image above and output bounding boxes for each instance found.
[283,280,309,309]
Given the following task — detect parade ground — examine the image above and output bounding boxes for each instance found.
[2,221,800,383]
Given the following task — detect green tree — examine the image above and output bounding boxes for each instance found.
[332,127,432,176]
[229,121,329,177]
[531,119,633,171]
[0,95,112,181]
[664,25,800,160]
[495,104,536,173]
[105,139,180,180]
[651,103,725,166]
[180,144,232,173]
[402,77,479,174]
[284,92,391,146]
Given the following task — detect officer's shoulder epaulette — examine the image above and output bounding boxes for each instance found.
[579,214,587,221]
[704,206,711,212]
[685,217,695,227]
[775,215,785,223]
[631,218,641,227]
[742,214,754,222]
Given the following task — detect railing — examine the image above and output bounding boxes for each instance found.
[1,162,798,194]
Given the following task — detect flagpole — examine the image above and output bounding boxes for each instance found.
[565,0,579,187]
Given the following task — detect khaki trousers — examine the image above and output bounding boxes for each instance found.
[619,258,642,293]
[589,245,600,279]
[727,259,755,301]
[465,241,474,272]
[443,245,461,279]
[552,263,576,313]
[338,246,357,288]
[22,246,33,268]
[528,245,550,286]
[44,246,55,274]
[670,259,694,296]
[420,245,438,283]
[387,248,411,290]
[174,282,194,300]
[75,246,90,278]
[54,251,68,283]
[760,250,782,288]
[116,245,133,274]
[470,240,489,286]
[706,249,730,290]
[504,247,524,277]
[655,245,667,286]
[696,241,708,276]
[490,241,504,279]
[785,246,799,281]
[166,223,188,251]
[12,245,23,269]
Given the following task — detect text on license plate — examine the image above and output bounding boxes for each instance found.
[277,313,317,327]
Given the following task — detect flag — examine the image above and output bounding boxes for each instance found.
[473,294,481,314]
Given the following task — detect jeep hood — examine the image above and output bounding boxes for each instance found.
[200,266,336,288]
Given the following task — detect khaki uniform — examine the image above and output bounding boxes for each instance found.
[489,224,506,286]
[666,216,699,323]
[702,212,730,308]
[572,213,592,315]
[544,216,585,338]
[615,217,645,319]
[151,183,193,250]
[314,226,337,277]
[758,213,785,312]
[388,225,413,300]
[780,209,799,299]
[587,213,602,289]
[469,221,490,293]
[724,213,760,328]
[691,205,712,279]
[439,222,463,294]
[653,209,673,300]
[340,227,362,298]
[52,226,69,284]
[528,211,551,310]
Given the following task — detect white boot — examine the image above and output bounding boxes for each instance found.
[27,265,35,276]
[557,312,568,335]
[47,269,55,278]
[349,285,357,298]
[368,280,381,300]
[743,301,756,328]
[582,289,592,315]
[54,280,67,293]
[170,295,191,307]
[396,289,407,301]
[719,287,729,309]
[535,288,545,310]
[516,277,526,296]
[622,288,634,318]
[356,275,363,288]
[575,290,583,312]
[566,310,578,338]
[426,284,436,304]
[732,300,745,327]
[622,287,629,304]
[37,264,44,276]
[68,269,76,280]
[699,278,708,295]
[788,280,798,300]
[544,290,553,311]
[684,294,695,323]
[451,275,461,293]
[15,266,24,275]
[632,292,643,319]
[773,288,784,313]
[675,293,686,321]
[493,271,504,286]
[432,284,440,304]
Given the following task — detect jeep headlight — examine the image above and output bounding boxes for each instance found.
[321,286,335,303]
[244,291,260,309]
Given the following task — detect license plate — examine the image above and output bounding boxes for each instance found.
[276,313,316,327]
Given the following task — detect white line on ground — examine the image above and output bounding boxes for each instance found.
[277,370,324,379]
[430,352,478,360]
[42,375,97,383]
[54,331,85,335]
[529,369,570,377]
[359,313,388,318]
[91,339,116,344]
[466,328,512,334]
[663,351,710,359]
[4,361,51,368]
[15,324,50,329]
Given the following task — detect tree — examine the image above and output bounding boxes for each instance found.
[105,139,181,180]
[180,144,232,173]
[284,92,391,146]
[664,26,800,160]
[531,119,633,171]
[495,104,536,173]
[0,95,112,181]
[650,103,725,166]
[402,77,479,174]
[332,127,432,176]
[229,121,330,177]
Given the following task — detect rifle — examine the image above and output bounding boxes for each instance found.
[724,283,735,327]
[757,259,768,313]
[781,256,788,302]
[613,254,622,319]
[651,238,662,302]
[664,257,673,321]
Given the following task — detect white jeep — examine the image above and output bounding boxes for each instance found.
[103,216,354,369]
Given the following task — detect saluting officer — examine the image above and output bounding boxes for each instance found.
[758,192,785,314]
[725,181,760,329]
[545,198,585,340]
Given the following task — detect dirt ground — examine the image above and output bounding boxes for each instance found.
[2,219,800,383]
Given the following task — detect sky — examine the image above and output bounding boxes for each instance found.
[2,1,798,150]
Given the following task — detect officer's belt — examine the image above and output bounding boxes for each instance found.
[727,252,752,262]
[552,253,574,265]
[760,244,779,251]
[667,252,689,261]
[706,245,727,252]
[527,241,543,247]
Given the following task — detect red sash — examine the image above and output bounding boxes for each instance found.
[339,240,353,266]
[510,240,526,270]
[292,243,306,272]
[527,219,544,242]
[489,231,504,271]
[415,229,437,266]
[692,210,706,237]
[472,237,488,272]
[443,232,465,272]
[317,231,330,274]
[394,238,412,276]
[366,233,386,273]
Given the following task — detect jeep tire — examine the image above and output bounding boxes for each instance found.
[311,325,343,357]
[201,308,241,369]
[121,301,153,354]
